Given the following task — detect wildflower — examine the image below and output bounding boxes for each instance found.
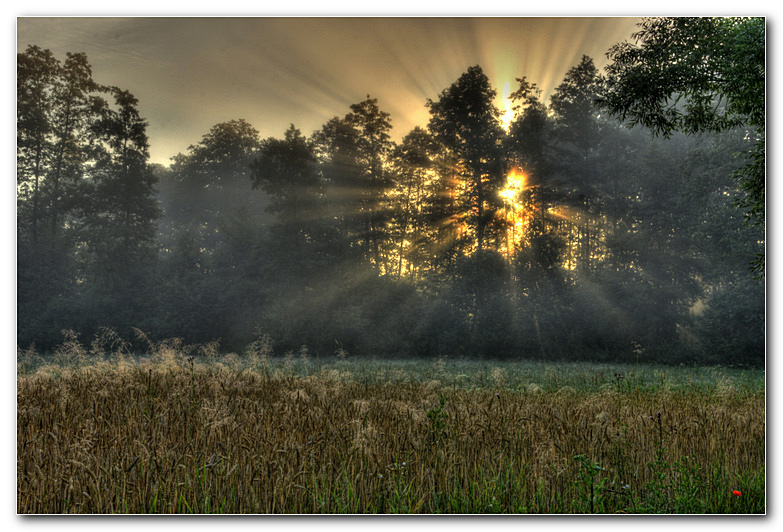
[733,490,741,497]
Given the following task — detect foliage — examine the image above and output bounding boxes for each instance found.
[17,46,160,345]
[17,46,765,369]
[250,125,323,228]
[427,65,506,252]
[599,17,765,273]
[551,55,603,157]
[170,118,261,189]
[600,17,764,136]
[160,118,265,251]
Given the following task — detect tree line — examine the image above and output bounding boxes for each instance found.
[17,18,765,366]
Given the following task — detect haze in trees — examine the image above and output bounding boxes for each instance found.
[16,19,765,367]
[599,17,765,275]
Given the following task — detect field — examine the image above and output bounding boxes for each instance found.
[17,335,765,514]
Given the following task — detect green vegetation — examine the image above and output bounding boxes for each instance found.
[600,17,765,257]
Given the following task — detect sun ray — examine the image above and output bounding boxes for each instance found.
[500,81,514,131]
[498,167,533,256]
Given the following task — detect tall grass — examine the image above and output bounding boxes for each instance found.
[17,333,765,514]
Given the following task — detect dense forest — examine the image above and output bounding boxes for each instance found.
[16,18,765,367]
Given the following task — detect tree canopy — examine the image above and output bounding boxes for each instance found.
[17,36,765,367]
[598,17,765,275]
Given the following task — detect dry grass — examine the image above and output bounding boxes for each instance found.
[17,346,765,514]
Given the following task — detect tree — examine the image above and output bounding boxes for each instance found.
[163,119,264,248]
[419,146,468,279]
[17,45,59,248]
[17,48,164,346]
[511,224,567,359]
[448,250,517,358]
[506,76,552,234]
[599,17,765,275]
[171,118,262,190]
[250,125,324,237]
[548,56,604,273]
[312,115,364,254]
[507,77,550,178]
[77,87,160,319]
[388,126,439,280]
[17,46,102,250]
[17,46,106,346]
[313,97,394,270]
[427,65,505,253]
[345,97,394,269]
[550,56,602,159]
[46,51,102,245]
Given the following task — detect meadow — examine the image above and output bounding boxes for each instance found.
[17,332,765,514]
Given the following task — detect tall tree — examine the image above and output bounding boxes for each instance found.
[506,76,552,230]
[17,47,164,346]
[388,126,439,280]
[250,125,323,235]
[550,56,602,159]
[17,46,106,346]
[549,55,604,272]
[313,97,394,270]
[508,77,550,177]
[345,96,394,270]
[17,47,103,252]
[599,17,765,275]
[427,65,506,253]
[78,87,159,304]
[170,119,261,190]
[313,115,363,255]
[420,147,467,279]
[46,51,102,246]
[17,45,59,248]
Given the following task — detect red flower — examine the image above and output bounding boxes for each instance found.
[732,490,742,497]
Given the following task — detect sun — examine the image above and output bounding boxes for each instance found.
[500,167,526,205]
[499,167,531,256]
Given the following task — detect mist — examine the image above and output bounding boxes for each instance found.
[17,21,765,369]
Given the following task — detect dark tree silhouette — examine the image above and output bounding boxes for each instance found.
[427,65,506,253]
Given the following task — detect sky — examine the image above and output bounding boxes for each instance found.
[16,16,642,166]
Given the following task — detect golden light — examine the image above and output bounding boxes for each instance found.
[500,81,514,131]
[499,187,515,201]
[500,167,526,206]
[499,167,531,257]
